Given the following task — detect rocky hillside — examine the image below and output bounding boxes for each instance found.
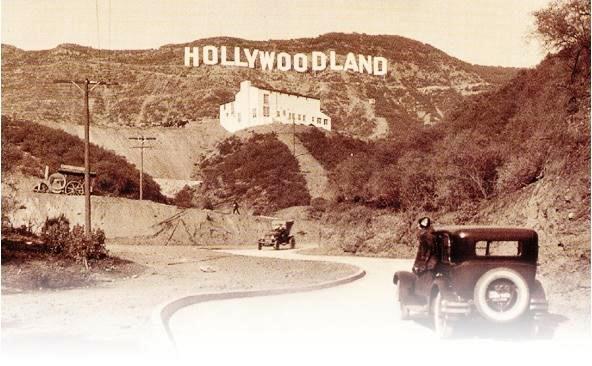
[1,33,518,138]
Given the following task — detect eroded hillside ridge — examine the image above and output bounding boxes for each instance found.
[1,33,518,138]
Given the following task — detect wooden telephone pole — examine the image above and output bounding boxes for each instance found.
[54,79,118,237]
[129,136,156,200]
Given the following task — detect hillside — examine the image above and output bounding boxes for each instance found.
[196,132,311,215]
[1,33,518,139]
[1,117,166,203]
[297,47,590,322]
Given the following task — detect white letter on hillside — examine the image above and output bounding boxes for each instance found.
[329,51,343,71]
[203,45,219,65]
[277,53,291,71]
[358,55,372,74]
[311,51,327,71]
[244,48,259,69]
[220,46,233,66]
[259,51,276,71]
[373,57,388,76]
[184,46,199,66]
[234,47,249,67]
[343,53,359,73]
[293,53,308,72]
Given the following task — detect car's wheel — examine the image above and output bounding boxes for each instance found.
[394,278,412,320]
[258,242,262,250]
[432,291,454,338]
[474,267,530,323]
[289,237,295,249]
[400,302,411,320]
[274,241,279,250]
[34,182,49,193]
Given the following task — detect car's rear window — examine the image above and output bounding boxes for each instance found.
[475,241,521,257]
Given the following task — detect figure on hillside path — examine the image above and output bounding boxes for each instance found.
[232,200,240,215]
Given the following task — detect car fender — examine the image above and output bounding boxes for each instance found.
[393,271,416,302]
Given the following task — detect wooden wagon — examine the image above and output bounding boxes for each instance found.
[33,165,97,195]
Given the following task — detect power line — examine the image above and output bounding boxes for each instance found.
[95,0,101,50]
[129,136,156,201]
[53,78,119,237]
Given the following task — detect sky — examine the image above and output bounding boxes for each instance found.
[1,0,552,67]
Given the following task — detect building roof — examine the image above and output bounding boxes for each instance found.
[251,83,320,100]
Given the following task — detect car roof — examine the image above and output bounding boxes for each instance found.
[433,225,538,241]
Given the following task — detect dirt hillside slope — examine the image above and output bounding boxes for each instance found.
[37,119,229,180]
[8,189,276,246]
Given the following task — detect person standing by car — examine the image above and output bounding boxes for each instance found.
[413,217,439,295]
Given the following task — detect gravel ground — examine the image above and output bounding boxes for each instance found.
[1,244,358,351]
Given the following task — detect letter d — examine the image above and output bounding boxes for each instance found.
[373,57,388,76]
[312,51,327,71]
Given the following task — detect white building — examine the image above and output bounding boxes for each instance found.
[219,80,331,133]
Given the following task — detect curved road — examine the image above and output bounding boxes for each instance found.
[169,249,590,364]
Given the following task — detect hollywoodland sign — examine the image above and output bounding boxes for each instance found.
[184,46,388,76]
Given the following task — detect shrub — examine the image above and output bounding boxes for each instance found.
[41,215,71,254]
[67,225,108,261]
[172,185,197,208]
[496,153,545,193]
[40,215,108,261]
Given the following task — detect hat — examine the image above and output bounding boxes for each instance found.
[418,217,431,229]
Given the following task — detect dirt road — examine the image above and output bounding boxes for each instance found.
[169,249,591,364]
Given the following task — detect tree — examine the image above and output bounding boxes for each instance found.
[533,0,591,76]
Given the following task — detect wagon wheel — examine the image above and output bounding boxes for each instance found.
[48,173,67,194]
[33,182,49,193]
[65,180,84,195]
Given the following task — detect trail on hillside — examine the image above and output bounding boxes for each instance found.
[275,133,329,199]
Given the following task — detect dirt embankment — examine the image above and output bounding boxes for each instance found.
[8,188,328,249]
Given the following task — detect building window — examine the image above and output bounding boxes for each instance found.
[252,108,257,118]
[283,110,286,116]
[312,116,314,122]
[317,118,321,124]
[231,103,234,115]
[324,119,328,125]
[263,106,270,117]
[298,114,301,121]
[237,112,241,122]
[263,94,269,104]
[303,115,306,121]
[277,111,280,117]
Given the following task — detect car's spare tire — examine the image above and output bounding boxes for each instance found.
[473,267,530,323]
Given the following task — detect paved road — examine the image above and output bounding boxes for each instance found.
[169,249,590,365]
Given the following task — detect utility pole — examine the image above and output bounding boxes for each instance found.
[292,114,296,156]
[54,79,118,237]
[129,136,156,200]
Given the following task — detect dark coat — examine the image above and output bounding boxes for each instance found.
[413,228,438,273]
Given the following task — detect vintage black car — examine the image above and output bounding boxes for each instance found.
[393,226,548,338]
[258,220,296,250]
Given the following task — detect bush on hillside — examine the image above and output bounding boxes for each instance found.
[198,133,310,214]
[172,185,197,208]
